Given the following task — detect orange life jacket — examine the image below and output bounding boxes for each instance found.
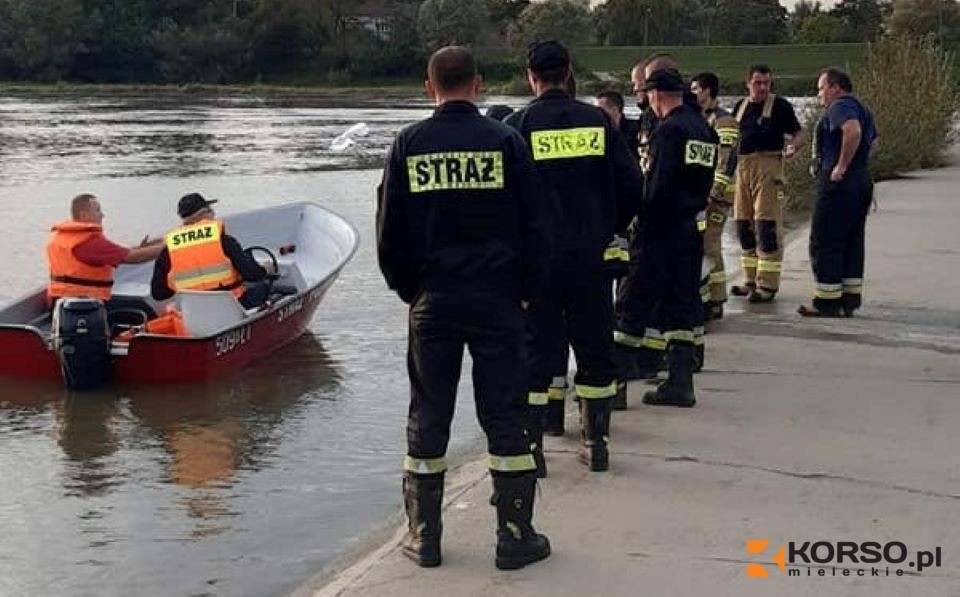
[165,219,243,298]
[46,221,115,303]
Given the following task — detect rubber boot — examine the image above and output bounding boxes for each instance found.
[544,398,565,437]
[642,343,697,407]
[491,473,551,570]
[527,404,547,478]
[612,379,627,411]
[401,471,444,567]
[578,397,611,471]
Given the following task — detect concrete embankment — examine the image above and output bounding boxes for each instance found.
[297,158,960,597]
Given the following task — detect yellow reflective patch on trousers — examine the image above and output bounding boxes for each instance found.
[531,127,605,160]
[527,391,549,406]
[406,151,504,193]
[664,330,696,343]
[404,455,447,474]
[489,453,536,472]
[548,387,566,400]
[575,382,617,400]
[757,259,782,273]
[684,140,718,167]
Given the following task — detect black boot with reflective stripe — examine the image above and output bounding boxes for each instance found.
[578,397,612,471]
[642,343,697,407]
[491,473,551,570]
[401,471,444,567]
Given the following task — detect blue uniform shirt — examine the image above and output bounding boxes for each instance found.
[817,95,877,173]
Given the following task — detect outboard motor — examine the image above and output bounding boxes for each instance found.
[52,298,113,391]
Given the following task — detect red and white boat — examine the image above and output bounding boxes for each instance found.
[0,202,358,387]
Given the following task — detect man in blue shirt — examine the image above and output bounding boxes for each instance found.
[799,68,878,318]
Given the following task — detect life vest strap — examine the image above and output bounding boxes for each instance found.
[50,275,114,288]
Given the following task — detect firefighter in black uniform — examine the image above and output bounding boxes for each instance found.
[799,68,877,318]
[377,46,551,571]
[633,69,718,407]
[505,41,642,473]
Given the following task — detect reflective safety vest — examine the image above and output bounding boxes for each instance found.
[165,219,243,298]
[46,221,115,302]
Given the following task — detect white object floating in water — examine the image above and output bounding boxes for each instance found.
[330,122,370,152]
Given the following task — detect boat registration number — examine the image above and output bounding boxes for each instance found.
[215,325,252,357]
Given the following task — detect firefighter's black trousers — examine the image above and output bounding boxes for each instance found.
[809,169,873,311]
[406,290,531,465]
[616,219,704,346]
[527,250,616,399]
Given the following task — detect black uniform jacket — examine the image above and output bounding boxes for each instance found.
[377,100,551,305]
[505,89,643,254]
[644,103,720,224]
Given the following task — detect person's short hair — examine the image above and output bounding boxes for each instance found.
[486,104,514,121]
[427,46,477,92]
[747,64,772,78]
[644,54,678,76]
[819,67,853,93]
[71,193,97,220]
[595,90,625,113]
[691,72,720,100]
[528,40,570,85]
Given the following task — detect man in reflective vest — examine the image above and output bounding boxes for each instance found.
[150,193,269,309]
[47,193,164,308]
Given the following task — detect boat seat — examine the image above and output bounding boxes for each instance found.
[174,290,247,337]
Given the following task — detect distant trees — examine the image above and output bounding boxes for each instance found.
[890,0,960,42]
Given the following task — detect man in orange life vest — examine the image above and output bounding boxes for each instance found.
[150,193,270,309]
[47,193,164,309]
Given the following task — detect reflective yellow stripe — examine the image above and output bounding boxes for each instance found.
[642,337,667,351]
[575,382,617,400]
[714,172,731,186]
[531,127,605,160]
[489,453,536,472]
[741,256,758,268]
[614,329,644,348]
[757,259,782,273]
[527,391,549,406]
[547,387,565,401]
[842,278,863,294]
[697,219,707,232]
[404,456,447,474]
[406,151,505,192]
[664,330,696,343]
[814,289,843,300]
[603,246,629,262]
[171,264,235,287]
[693,326,705,346]
[717,128,739,146]
[709,271,726,283]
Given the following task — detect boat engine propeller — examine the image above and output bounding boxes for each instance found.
[52,297,113,391]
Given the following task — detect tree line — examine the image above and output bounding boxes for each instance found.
[0,0,957,84]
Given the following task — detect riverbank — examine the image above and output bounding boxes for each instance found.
[295,154,960,596]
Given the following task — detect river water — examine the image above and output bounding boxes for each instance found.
[0,92,539,597]
[0,92,810,597]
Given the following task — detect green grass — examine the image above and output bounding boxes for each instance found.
[573,43,869,80]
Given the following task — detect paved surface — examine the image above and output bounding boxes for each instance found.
[296,160,960,597]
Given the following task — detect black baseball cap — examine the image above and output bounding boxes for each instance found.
[177,192,218,218]
[642,69,686,92]
[527,40,570,72]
